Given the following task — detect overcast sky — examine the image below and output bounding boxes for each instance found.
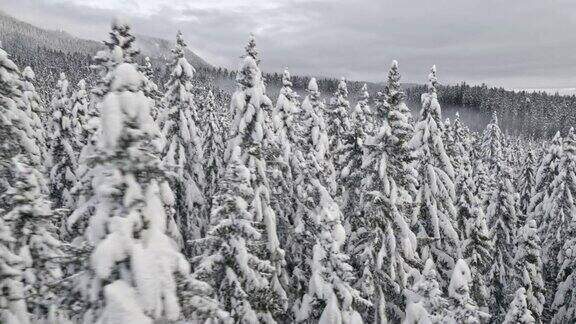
[1,0,576,89]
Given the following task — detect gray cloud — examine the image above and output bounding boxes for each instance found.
[1,0,575,89]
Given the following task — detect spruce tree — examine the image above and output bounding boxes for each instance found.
[225,34,287,317]
[351,83,372,133]
[384,60,418,214]
[445,259,490,323]
[409,65,459,285]
[158,31,206,250]
[482,111,504,172]
[487,159,518,322]
[48,73,79,210]
[194,146,275,323]
[349,99,419,322]
[21,66,49,170]
[503,288,536,324]
[1,157,64,317]
[551,216,576,323]
[406,258,448,323]
[70,23,189,323]
[516,149,536,228]
[514,220,545,323]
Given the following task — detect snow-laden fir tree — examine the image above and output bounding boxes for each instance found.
[445,259,490,323]
[481,111,504,172]
[487,158,518,323]
[69,79,94,149]
[503,288,535,324]
[21,66,49,170]
[409,65,459,285]
[514,219,545,323]
[194,145,280,323]
[405,258,448,323]
[91,18,139,99]
[551,213,576,322]
[351,83,372,133]
[472,160,491,209]
[295,178,368,323]
[68,24,191,323]
[225,34,287,317]
[200,90,226,209]
[326,77,353,198]
[348,99,419,322]
[538,128,576,319]
[288,78,335,310]
[0,215,29,324]
[516,149,536,228]
[158,31,206,250]
[48,73,79,210]
[527,132,562,222]
[140,56,163,119]
[1,157,64,318]
[383,60,418,214]
[461,176,493,310]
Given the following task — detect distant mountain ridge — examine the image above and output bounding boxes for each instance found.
[0,10,212,69]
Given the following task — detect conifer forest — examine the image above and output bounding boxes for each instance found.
[0,4,576,324]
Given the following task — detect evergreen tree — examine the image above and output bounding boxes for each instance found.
[21,66,49,170]
[326,77,353,198]
[503,288,536,324]
[200,90,226,209]
[0,214,29,324]
[409,65,459,285]
[551,216,576,323]
[445,259,490,323]
[69,79,93,148]
[514,220,545,323]
[487,159,518,322]
[194,146,275,323]
[158,31,206,250]
[383,60,418,215]
[140,56,163,119]
[406,258,448,323]
[516,150,536,228]
[1,157,64,317]
[70,23,189,323]
[462,181,493,310]
[349,99,419,322]
[481,111,503,172]
[225,34,287,317]
[351,83,372,133]
[527,132,562,221]
[48,73,78,210]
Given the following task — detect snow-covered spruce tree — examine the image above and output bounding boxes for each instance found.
[503,288,536,324]
[351,83,372,133]
[140,56,163,120]
[516,149,536,228]
[487,159,518,323]
[69,28,195,323]
[472,160,491,209]
[409,65,459,285]
[0,217,29,324]
[295,177,368,323]
[69,79,94,149]
[551,216,576,322]
[481,111,504,172]
[21,66,49,169]
[538,128,576,318]
[405,258,448,323]
[461,179,493,310]
[91,18,139,100]
[326,77,353,198]
[158,31,206,250]
[1,157,65,318]
[444,259,490,323]
[200,90,226,209]
[383,60,418,214]
[514,219,545,323]
[48,73,79,210]
[348,103,419,322]
[194,145,280,323]
[527,132,562,221]
[225,34,287,317]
